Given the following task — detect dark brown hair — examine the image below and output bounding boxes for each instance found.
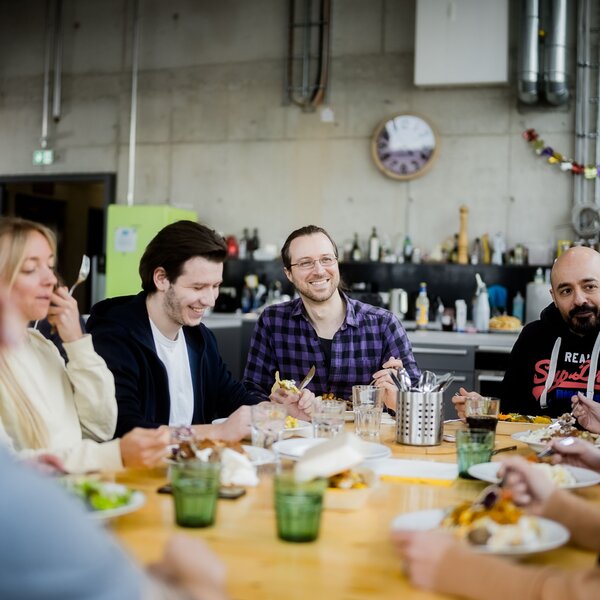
[139,220,227,293]
[280,225,338,269]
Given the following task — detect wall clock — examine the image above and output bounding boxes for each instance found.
[371,113,438,180]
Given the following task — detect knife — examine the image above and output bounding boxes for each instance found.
[298,365,316,391]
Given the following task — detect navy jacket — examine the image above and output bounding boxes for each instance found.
[86,293,259,437]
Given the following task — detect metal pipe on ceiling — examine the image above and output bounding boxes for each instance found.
[127,0,141,207]
[543,0,569,105]
[41,0,55,148]
[517,0,540,105]
[52,0,63,123]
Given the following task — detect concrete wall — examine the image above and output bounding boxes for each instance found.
[0,0,575,260]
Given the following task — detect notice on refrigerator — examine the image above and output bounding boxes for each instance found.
[114,227,137,253]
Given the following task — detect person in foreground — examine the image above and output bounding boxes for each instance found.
[392,454,600,600]
[87,220,259,439]
[0,289,229,600]
[453,246,600,420]
[243,225,420,415]
[0,217,169,473]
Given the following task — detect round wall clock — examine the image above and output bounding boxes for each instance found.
[371,113,438,180]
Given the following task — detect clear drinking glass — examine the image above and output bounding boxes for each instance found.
[311,398,345,438]
[251,402,287,448]
[352,385,384,440]
[465,396,500,437]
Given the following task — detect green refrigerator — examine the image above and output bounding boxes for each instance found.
[105,204,197,298]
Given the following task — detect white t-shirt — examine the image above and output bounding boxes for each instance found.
[149,320,195,426]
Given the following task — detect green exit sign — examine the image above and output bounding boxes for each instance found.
[32,149,54,165]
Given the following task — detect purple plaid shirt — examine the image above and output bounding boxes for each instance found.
[243,294,420,400]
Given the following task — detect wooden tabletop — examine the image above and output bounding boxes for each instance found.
[112,421,600,600]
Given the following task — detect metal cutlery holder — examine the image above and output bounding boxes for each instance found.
[396,391,443,446]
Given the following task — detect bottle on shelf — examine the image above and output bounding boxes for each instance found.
[368,227,380,262]
[239,228,249,259]
[512,291,524,323]
[415,282,430,330]
[473,273,490,332]
[470,237,482,265]
[455,299,467,332]
[248,228,260,259]
[351,233,362,261]
[403,235,413,263]
[457,205,469,265]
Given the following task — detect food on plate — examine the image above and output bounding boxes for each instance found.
[169,438,246,462]
[489,315,521,331]
[62,479,132,512]
[533,463,576,487]
[499,413,553,424]
[271,370,300,394]
[441,488,541,549]
[328,470,368,490]
[519,413,599,445]
[285,415,299,429]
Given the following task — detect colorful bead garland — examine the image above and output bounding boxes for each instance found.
[523,129,600,178]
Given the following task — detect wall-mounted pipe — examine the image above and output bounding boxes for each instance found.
[52,0,62,123]
[517,0,540,105]
[544,0,569,105]
[41,0,55,148]
[126,0,140,207]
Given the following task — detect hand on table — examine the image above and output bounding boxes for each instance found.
[47,286,84,343]
[204,405,252,442]
[149,534,229,600]
[451,387,481,421]
[372,356,404,410]
[498,456,555,515]
[269,387,314,420]
[391,529,459,591]
[571,392,600,434]
[120,426,171,468]
[548,436,600,472]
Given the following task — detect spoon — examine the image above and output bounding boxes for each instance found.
[69,255,91,295]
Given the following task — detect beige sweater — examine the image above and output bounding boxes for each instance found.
[0,329,122,472]
[435,490,600,600]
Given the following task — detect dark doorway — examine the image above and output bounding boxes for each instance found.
[0,173,116,313]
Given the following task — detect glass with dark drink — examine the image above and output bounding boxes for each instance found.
[465,397,500,438]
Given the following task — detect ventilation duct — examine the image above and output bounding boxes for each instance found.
[544,0,569,105]
[517,0,540,104]
[517,0,570,106]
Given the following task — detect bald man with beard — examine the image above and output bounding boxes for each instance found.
[453,246,600,422]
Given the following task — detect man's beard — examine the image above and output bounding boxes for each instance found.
[568,304,600,335]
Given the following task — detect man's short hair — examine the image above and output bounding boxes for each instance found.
[281,225,339,269]
[139,220,227,292]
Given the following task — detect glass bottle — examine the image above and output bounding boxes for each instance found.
[403,235,413,263]
[351,233,362,261]
[415,282,429,330]
[239,228,249,259]
[368,227,380,262]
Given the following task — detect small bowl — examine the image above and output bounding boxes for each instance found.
[323,468,377,511]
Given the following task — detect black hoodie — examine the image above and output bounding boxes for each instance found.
[500,303,600,417]
[86,292,259,437]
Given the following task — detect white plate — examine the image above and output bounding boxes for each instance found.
[468,461,600,489]
[390,509,569,556]
[511,430,547,453]
[271,438,392,461]
[165,445,275,466]
[86,485,146,521]
[211,417,311,433]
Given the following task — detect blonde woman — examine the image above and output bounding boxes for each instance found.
[0,217,169,472]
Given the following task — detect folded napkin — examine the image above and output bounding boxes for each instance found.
[373,459,458,486]
[220,448,259,487]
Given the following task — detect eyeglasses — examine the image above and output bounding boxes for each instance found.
[289,256,338,270]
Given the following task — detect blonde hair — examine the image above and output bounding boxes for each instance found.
[0,217,55,449]
[0,217,57,291]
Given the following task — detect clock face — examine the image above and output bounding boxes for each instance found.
[371,114,438,180]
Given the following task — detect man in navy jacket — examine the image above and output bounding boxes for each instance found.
[87,220,260,440]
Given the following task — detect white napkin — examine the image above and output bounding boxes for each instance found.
[220,448,259,487]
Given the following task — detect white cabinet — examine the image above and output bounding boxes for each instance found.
[415,0,509,86]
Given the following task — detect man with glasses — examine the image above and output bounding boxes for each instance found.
[243,225,420,414]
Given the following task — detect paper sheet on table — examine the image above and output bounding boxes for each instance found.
[373,459,458,486]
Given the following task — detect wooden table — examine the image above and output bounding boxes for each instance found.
[112,421,600,599]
